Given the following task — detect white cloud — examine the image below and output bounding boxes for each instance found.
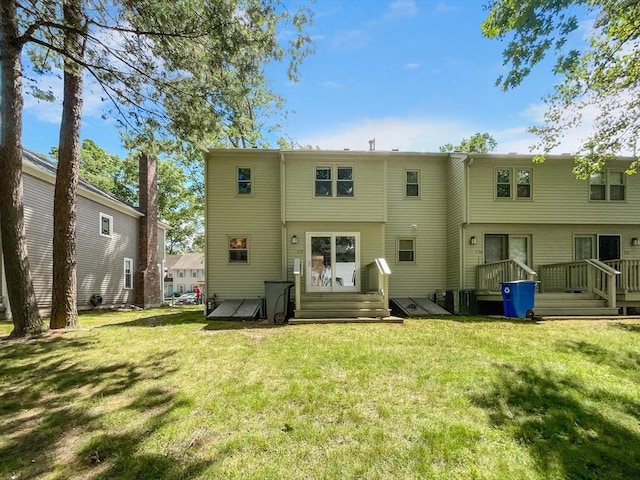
[433,2,458,14]
[295,104,608,155]
[321,80,343,89]
[23,71,112,125]
[405,62,420,69]
[385,0,418,20]
[298,116,467,152]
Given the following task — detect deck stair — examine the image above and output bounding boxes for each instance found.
[534,292,619,317]
[292,292,394,323]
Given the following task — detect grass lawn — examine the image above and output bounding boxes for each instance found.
[1,308,639,479]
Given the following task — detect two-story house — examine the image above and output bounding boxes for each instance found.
[0,149,166,319]
[204,149,640,318]
[164,253,204,296]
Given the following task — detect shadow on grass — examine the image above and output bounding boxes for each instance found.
[98,308,207,328]
[609,321,640,333]
[0,334,217,479]
[471,364,640,479]
[559,340,640,373]
[202,319,287,331]
[438,315,539,325]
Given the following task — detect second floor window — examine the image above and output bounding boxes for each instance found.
[496,168,532,199]
[405,170,420,197]
[238,167,252,195]
[100,213,113,237]
[315,165,354,197]
[590,170,625,201]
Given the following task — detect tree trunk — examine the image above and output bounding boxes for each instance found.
[0,0,46,337]
[50,0,85,329]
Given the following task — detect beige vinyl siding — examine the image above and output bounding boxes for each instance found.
[284,151,386,222]
[462,224,640,288]
[386,154,449,296]
[285,221,384,293]
[205,150,282,301]
[468,156,640,224]
[23,173,139,311]
[446,154,466,289]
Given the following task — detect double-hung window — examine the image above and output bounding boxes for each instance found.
[496,168,532,199]
[100,212,113,237]
[405,170,420,197]
[590,170,625,201]
[315,165,354,197]
[124,258,133,289]
[397,238,416,263]
[237,167,252,195]
[229,237,248,263]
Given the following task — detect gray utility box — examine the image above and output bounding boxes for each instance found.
[264,280,294,323]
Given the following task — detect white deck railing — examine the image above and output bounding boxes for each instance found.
[366,258,391,310]
[538,259,620,308]
[476,259,537,292]
[603,259,640,293]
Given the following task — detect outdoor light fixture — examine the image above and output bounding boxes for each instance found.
[470,236,477,245]
[291,235,298,245]
[633,237,639,246]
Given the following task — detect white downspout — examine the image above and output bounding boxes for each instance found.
[461,154,472,289]
[280,151,287,279]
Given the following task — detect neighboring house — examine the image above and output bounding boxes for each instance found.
[0,149,167,319]
[204,149,640,318]
[164,253,204,296]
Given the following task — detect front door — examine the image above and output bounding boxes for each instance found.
[307,233,359,292]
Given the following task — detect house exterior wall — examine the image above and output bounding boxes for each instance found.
[205,150,282,301]
[462,223,640,289]
[467,156,640,224]
[385,153,449,296]
[283,151,386,223]
[446,154,467,289]
[205,149,640,302]
[285,221,384,293]
[22,173,140,311]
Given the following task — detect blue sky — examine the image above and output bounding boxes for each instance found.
[21,0,591,158]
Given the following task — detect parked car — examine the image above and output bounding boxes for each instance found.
[175,292,197,305]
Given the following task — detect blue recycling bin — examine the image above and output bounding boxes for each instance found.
[501,280,537,319]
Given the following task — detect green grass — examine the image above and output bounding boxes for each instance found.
[1,308,639,479]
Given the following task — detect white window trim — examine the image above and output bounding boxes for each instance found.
[100,212,113,238]
[124,257,133,290]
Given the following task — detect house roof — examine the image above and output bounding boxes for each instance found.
[166,253,204,270]
[22,148,170,229]
[22,148,143,218]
